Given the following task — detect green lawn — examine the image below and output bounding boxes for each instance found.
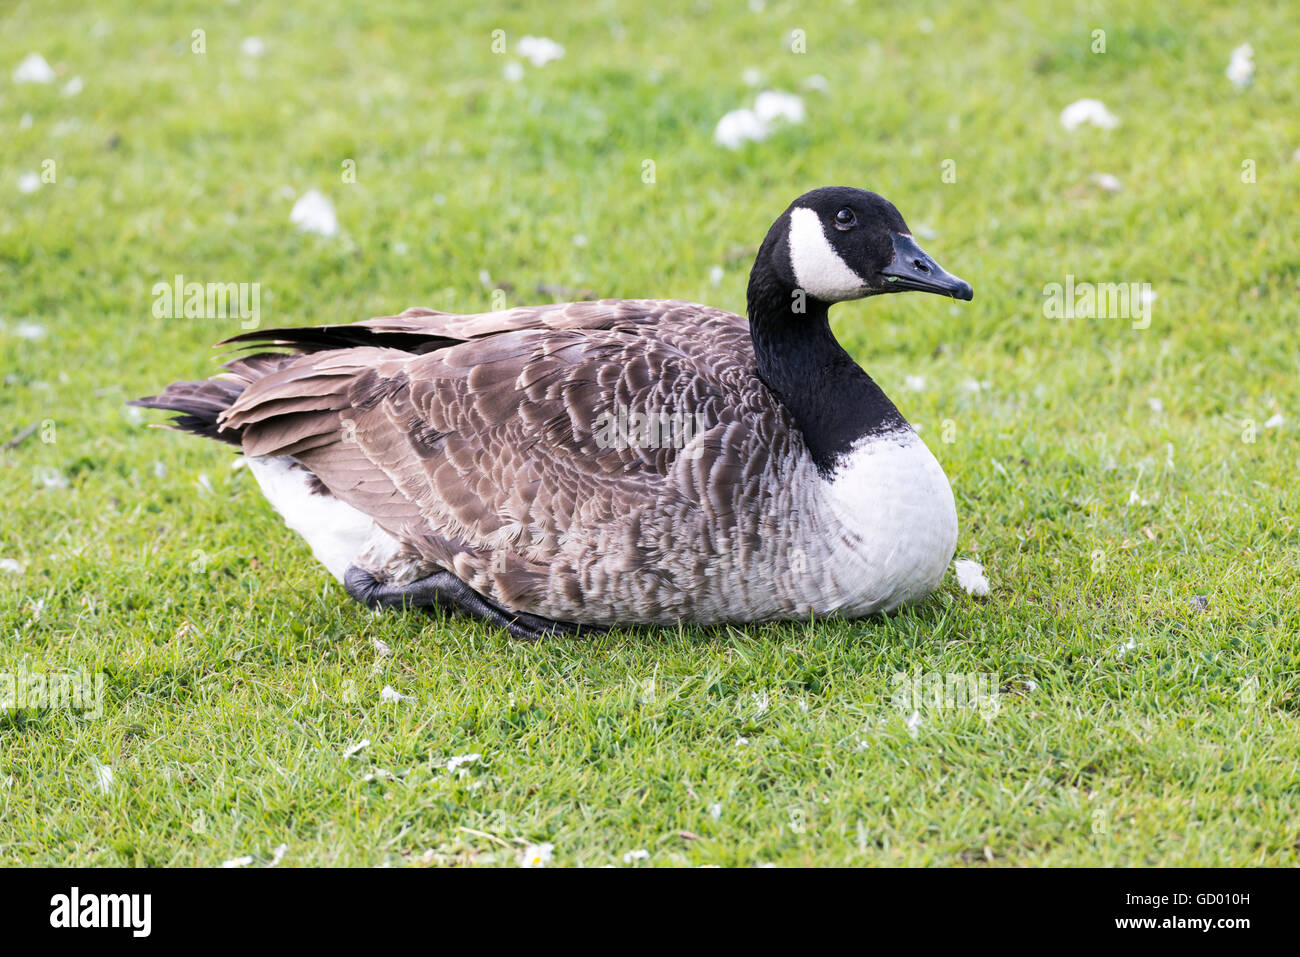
[1,0,1297,866]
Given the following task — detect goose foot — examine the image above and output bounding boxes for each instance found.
[343,566,601,641]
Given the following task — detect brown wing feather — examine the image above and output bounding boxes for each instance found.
[220,299,787,617]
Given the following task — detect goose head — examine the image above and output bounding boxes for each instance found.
[755,186,973,305]
[745,187,974,473]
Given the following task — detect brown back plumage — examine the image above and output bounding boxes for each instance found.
[189,300,799,617]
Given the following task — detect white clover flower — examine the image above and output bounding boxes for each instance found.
[14,52,56,84]
[445,753,481,773]
[517,36,564,67]
[753,90,805,125]
[714,91,805,148]
[290,189,338,237]
[1059,98,1118,131]
[713,108,767,149]
[1226,43,1254,89]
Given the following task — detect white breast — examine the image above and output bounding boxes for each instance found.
[813,428,957,615]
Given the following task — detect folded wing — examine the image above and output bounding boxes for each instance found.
[218,299,769,611]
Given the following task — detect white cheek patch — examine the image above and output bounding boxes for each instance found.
[788,207,867,302]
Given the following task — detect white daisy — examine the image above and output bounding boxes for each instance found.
[519,842,554,867]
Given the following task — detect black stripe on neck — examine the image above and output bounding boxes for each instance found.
[747,271,906,475]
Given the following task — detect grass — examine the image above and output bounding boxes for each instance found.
[1,0,1298,866]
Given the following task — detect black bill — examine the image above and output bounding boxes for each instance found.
[881,233,974,300]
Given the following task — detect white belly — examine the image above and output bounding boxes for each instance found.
[245,456,375,581]
[245,455,429,585]
[808,428,958,615]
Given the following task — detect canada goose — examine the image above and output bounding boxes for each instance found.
[134,187,973,640]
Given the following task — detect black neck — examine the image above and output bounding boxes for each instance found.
[746,267,906,474]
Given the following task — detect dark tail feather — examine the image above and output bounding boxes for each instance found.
[130,378,247,445]
[131,352,302,446]
[221,324,462,356]
[136,313,464,445]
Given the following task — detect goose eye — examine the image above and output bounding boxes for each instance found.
[834,208,856,228]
